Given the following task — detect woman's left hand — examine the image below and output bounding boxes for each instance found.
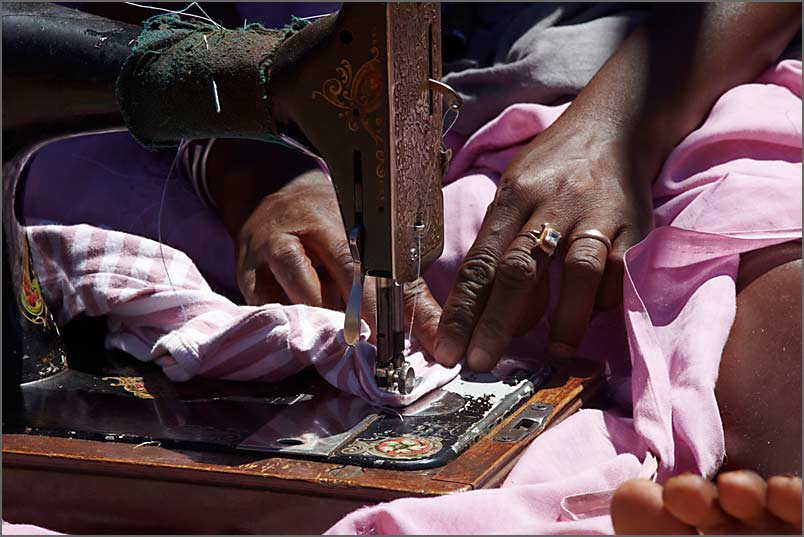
[433,116,654,371]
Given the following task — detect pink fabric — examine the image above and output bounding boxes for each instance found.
[8,60,800,535]
[1,521,61,535]
[326,60,802,534]
[27,224,459,407]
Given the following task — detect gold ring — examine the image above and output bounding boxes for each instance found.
[518,223,561,257]
[568,229,612,254]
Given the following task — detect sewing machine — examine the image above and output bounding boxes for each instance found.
[2,3,603,533]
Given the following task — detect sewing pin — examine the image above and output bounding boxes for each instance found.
[212,79,221,114]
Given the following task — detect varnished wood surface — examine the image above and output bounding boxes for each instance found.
[3,359,603,534]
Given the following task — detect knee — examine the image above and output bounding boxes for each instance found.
[716,242,801,477]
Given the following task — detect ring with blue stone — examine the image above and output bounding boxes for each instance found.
[534,222,561,256]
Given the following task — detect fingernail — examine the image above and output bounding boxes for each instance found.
[548,342,576,359]
[467,347,492,371]
[434,337,461,365]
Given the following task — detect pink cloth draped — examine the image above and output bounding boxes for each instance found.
[326,60,802,534]
[7,60,800,534]
[26,223,458,407]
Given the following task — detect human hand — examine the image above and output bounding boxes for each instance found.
[235,168,442,354]
[434,117,654,371]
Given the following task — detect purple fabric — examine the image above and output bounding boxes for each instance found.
[23,133,241,301]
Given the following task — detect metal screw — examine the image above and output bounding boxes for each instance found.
[532,403,548,411]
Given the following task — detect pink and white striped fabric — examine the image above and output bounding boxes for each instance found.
[28,223,459,407]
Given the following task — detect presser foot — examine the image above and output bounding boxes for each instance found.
[375,361,415,395]
[374,277,414,395]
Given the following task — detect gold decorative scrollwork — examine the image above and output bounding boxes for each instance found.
[102,376,155,399]
[18,239,47,326]
[312,43,386,177]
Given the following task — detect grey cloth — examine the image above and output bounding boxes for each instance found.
[442,3,648,136]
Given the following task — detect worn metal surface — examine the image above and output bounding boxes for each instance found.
[6,318,551,470]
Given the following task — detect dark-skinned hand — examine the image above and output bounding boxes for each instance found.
[234,168,442,355]
[434,116,653,372]
[434,0,802,372]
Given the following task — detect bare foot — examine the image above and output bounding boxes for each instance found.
[611,470,802,534]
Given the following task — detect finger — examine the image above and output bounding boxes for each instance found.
[435,183,532,366]
[267,234,323,307]
[317,268,344,310]
[362,276,378,344]
[467,216,563,371]
[596,225,642,311]
[236,236,284,305]
[253,263,288,305]
[305,226,354,306]
[403,278,442,356]
[548,224,614,358]
[513,273,550,337]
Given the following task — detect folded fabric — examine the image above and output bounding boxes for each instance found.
[15,58,802,535]
[28,223,458,407]
[326,60,802,534]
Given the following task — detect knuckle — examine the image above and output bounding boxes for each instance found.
[269,240,305,263]
[496,180,524,204]
[333,244,354,270]
[440,297,476,335]
[492,181,531,216]
[498,248,539,285]
[456,247,498,291]
[566,242,606,277]
[403,278,429,305]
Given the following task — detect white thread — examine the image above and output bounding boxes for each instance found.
[157,148,189,324]
[299,13,336,21]
[404,104,459,346]
[190,2,221,28]
[203,34,221,114]
[211,79,221,113]
[442,107,460,139]
[125,2,222,28]
[406,232,423,345]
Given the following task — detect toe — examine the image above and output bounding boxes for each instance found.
[611,479,696,535]
[663,473,735,531]
[717,470,768,520]
[767,475,802,529]
[717,470,795,533]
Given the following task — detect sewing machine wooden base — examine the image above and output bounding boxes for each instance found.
[2,321,603,534]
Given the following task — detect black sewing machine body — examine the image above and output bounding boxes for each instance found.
[1,2,559,472]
